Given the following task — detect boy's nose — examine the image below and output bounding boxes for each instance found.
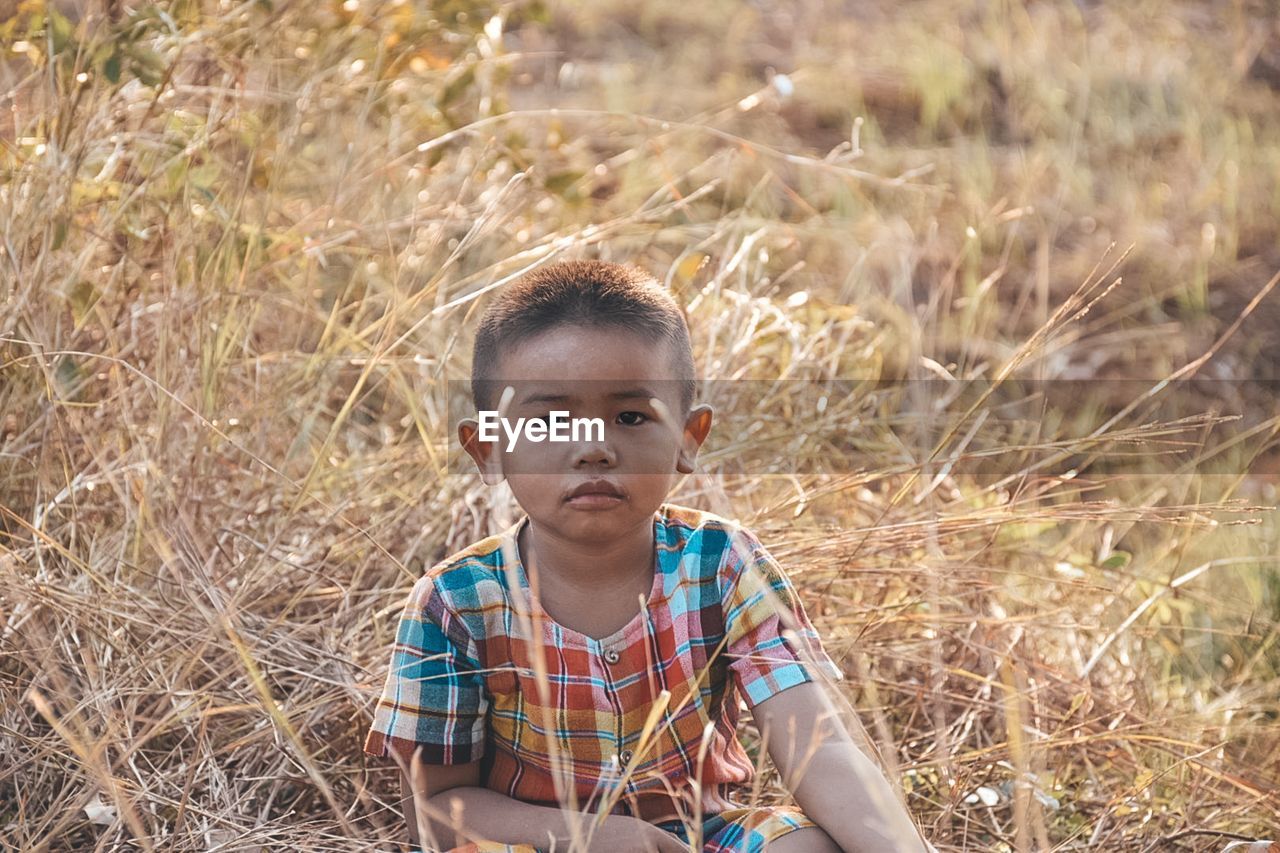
[572,441,616,467]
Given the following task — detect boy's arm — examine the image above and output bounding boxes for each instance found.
[753,682,934,853]
[400,758,479,849]
[399,756,686,853]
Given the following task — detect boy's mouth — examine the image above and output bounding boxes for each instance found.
[564,479,626,509]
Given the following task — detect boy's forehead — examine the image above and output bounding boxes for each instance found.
[506,379,681,406]
[495,325,686,395]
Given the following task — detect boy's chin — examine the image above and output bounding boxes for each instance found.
[535,501,663,539]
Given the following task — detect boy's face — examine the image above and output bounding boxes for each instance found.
[459,324,713,544]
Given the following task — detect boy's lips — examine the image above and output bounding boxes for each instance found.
[564,479,626,509]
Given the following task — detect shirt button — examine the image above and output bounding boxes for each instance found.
[619,749,633,767]
[604,649,620,665]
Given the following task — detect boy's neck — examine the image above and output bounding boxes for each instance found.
[519,516,655,593]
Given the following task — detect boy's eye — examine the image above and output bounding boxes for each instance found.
[616,411,648,426]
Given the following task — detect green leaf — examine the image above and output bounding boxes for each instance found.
[126,44,167,87]
[189,162,220,190]
[68,281,98,323]
[103,53,121,83]
[163,157,188,198]
[544,170,584,197]
[524,1,551,24]
[55,355,85,400]
[49,9,74,54]
[1100,551,1132,571]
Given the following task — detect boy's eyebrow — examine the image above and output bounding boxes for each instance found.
[607,387,660,401]
[517,387,660,405]
[520,392,572,404]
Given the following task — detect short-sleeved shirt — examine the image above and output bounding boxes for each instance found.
[364,502,843,818]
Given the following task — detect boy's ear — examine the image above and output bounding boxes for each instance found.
[676,404,714,474]
[458,418,505,485]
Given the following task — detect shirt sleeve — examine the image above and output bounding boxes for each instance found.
[719,524,844,708]
[363,573,489,765]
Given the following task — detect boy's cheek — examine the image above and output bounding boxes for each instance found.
[499,444,563,471]
[626,473,680,493]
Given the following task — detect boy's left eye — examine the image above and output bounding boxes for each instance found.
[616,411,648,426]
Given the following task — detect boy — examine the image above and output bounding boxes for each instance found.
[365,260,931,852]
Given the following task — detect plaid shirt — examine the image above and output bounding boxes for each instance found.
[364,503,843,817]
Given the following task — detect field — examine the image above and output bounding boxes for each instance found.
[2,0,1279,849]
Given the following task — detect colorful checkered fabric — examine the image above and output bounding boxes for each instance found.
[656,806,818,852]
[364,502,843,819]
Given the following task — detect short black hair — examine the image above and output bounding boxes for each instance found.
[470,259,696,413]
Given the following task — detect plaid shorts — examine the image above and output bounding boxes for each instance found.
[366,503,842,816]
[656,806,818,852]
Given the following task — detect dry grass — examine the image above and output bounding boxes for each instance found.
[2,0,1279,850]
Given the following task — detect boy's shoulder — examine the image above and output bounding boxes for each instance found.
[655,503,775,578]
[399,527,519,627]
[416,526,514,601]
[654,501,756,546]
